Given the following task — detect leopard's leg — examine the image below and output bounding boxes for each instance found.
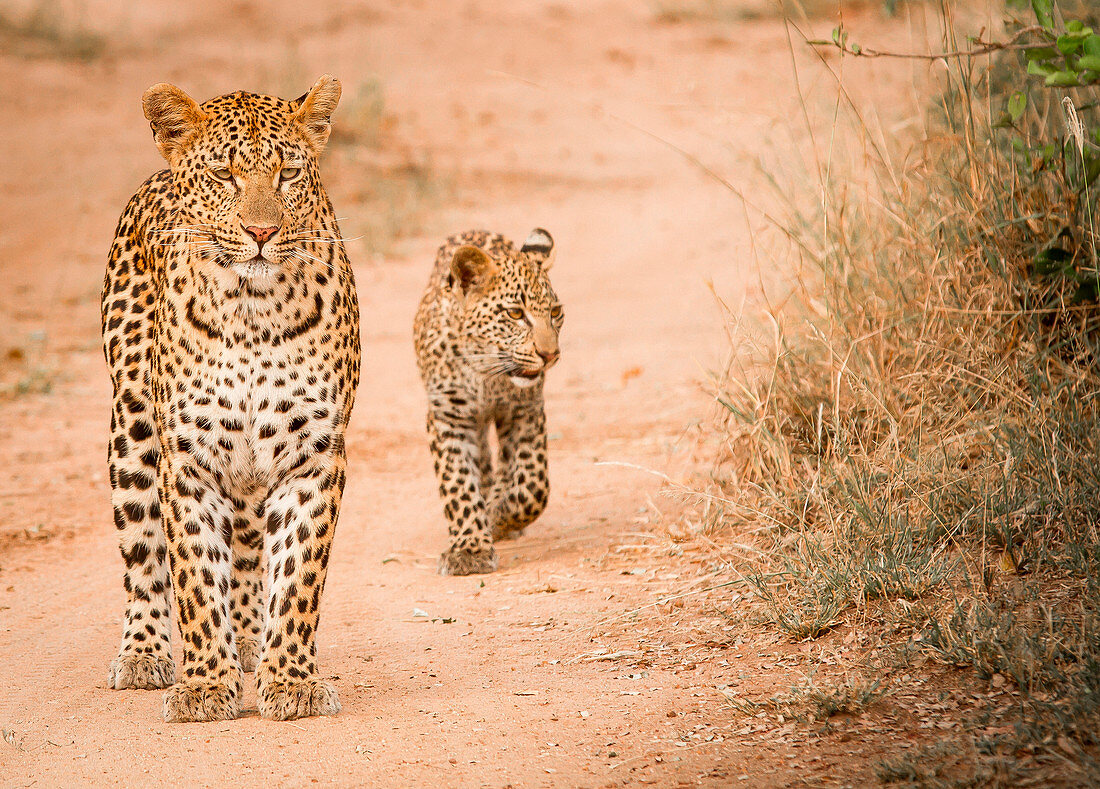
[489,403,550,541]
[160,466,241,723]
[428,412,497,575]
[255,458,347,721]
[477,418,497,486]
[107,393,175,690]
[229,494,264,673]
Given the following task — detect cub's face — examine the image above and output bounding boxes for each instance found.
[142,76,341,280]
[450,229,564,388]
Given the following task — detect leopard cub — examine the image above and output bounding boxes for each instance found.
[413,229,563,575]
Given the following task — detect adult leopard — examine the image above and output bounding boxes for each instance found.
[414,229,563,575]
[102,76,360,722]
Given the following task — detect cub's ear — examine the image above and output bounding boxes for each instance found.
[520,227,555,270]
[292,75,342,153]
[142,83,207,165]
[449,245,498,293]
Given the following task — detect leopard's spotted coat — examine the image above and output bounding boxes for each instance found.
[102,76,359,722]
[414,229,563,575]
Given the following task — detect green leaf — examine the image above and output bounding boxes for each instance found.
[1057,33,1088,55]
[1033,247,1073,277]
[1007,91,1027,122]
[1046,70,1082,86]
[832,26,840,45]
[1032,0,1054,29]
[1084,34,1100,57]
[1028,60,1057,77]
[1086,154,1100,186]
[1067,20,1085,33]
[1026,46,1059,61]
[1078,55,1100,71]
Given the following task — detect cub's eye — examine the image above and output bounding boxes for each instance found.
[504,307,525,321]
[550,305,563,319]
[211,167,233,182]
[280,166,302,182]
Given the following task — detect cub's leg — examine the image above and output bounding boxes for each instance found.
[428,412,498,575]
[476,420,496,493]
[489,404,550,541]
[160,467,241,723]
[229,496,265,673]
[255,462,346,720]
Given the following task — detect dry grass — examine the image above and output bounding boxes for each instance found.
[650,0,897,24]
[699,2,1100,782]
[721,673,889,720]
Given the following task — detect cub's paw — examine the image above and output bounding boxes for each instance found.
[163,678,241,723]
[439,545,498,576]
[109,654,176,690]
[490,522,526,542]
[258,678,341,721]
[237,638,260,673]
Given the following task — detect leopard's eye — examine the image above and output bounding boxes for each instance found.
[211,167,234,182]
[550,305,563,320]
[505,307,525,321]
[280,166,302,183]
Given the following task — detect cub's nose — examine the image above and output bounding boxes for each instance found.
[537,348,560,365]
[244,225,279,247]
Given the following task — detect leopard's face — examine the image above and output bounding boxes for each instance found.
[143,77,342,284]
[452,232,563,388]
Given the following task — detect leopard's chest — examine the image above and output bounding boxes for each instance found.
[157,297,342,494]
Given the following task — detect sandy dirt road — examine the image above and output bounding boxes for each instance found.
[0,1,929,785]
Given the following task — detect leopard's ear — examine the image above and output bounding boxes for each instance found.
[142,83,207,165]
[292,75,341,153]
[520,228,555,270]
[449,246,498,293]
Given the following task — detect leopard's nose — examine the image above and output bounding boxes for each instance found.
[537,348,559,364]
[244,225,279,247]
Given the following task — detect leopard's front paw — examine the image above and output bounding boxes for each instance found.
[109,654,176,690]
[439,544,498,576]
[258,678,341,721]
[163,678,241,722]
[237,637,260,673]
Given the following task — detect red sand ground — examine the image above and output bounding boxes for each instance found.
[0,1,944,785]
